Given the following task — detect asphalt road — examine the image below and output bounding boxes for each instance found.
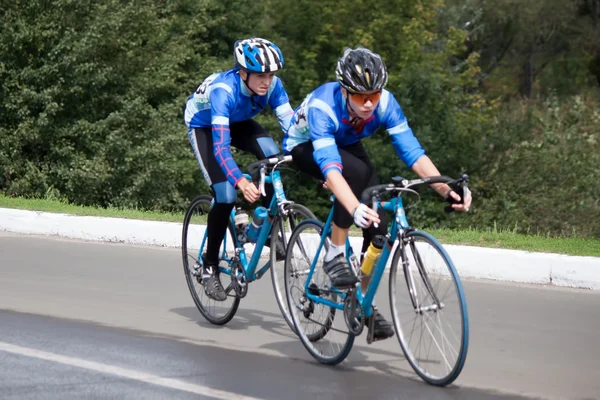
[1,231,599,399]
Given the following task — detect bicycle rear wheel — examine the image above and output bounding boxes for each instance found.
[389,230,469,386]
[182,195,240,325]
[270,203,316,334]
[284,219,354,365]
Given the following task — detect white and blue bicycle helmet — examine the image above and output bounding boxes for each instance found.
[234,38,284,73]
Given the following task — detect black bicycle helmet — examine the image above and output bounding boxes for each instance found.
[335,46,388,93]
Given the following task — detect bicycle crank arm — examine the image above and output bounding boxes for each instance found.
[366,308,377,344]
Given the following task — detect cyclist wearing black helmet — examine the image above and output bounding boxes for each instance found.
[283,46,472,340]
[184,38,294,301]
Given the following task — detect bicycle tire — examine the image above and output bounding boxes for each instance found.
[389,230,469,386]
[270,203,316,334]
[285,219,354,365]
[182,194,240,325]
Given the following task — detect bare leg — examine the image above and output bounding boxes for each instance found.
[330,222,348,246]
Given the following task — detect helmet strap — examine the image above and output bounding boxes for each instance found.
[344,92,364,129]
[240,70,264,111]
[344,93,360,120]
[241,72,259,96]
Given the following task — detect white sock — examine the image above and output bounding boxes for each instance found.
[324,242,344,262]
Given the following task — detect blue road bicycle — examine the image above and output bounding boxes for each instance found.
[182,154,315,328]
[284,174,470,386]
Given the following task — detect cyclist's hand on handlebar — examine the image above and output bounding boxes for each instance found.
[238,178,260,203]
[448,187,472,212]
[352,204,380,229]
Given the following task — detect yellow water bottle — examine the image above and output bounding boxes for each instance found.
[360,235,385,275]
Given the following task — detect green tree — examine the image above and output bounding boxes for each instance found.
[0,0,263,210]
[471,95,600,238]
[443,0,600,98]
[264,0,494,222]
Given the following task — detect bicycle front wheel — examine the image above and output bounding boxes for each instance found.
[182,195,240,325]
[389,230,469,386]
[270,203,316,334]
[284,219,354,365]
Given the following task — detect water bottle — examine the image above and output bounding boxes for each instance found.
[360,235,385,275]
[246,206,268,243]
[234,208,249,243]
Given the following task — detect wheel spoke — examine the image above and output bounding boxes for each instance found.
[182,195,240,326]
[270,204,316,334]
[284,220,354,365]
[390,231,468,385]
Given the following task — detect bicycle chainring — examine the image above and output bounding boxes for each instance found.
[231,259,248,298]
[343,292,364,335]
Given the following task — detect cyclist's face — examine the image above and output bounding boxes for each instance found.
[346,89,382,119]
[241,71,275,95]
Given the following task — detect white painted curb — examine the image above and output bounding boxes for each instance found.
[1,208,599,290]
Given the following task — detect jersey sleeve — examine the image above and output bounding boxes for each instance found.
[307,106,342,178]
[210,87,244,187]
[382,93,425,168]
[268,78,294,134]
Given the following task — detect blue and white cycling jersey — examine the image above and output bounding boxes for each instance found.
[184,68,294,187]
[283,82,425,178]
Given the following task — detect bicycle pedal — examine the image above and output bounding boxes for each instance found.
[366,309,377,344]
[367,335,386,344]
[343,285,359,297]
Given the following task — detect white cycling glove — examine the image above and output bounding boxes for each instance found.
[352,204,371,229]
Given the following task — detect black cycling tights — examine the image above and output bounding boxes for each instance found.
[189,120,278,267]
[204,189,273,266]
[205,202,235,265]
[291,140,388,257]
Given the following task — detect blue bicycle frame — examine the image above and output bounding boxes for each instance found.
[196,169,289,282]
[302,195,409,318]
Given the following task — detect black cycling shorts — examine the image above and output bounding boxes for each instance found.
[291,140,382,229]
[188,119,279,204]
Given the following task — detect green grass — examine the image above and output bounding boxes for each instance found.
[1,194,598,257]
[424,227,600,257]
[0,195,187,223]
[347,226,600,257]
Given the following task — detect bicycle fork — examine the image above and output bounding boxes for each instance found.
[401,237,444,313]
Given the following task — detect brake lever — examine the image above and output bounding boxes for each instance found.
[259,165,266,197]
[444,174,469,213]
[372,195,379,228]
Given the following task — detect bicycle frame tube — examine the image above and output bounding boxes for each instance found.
[197,233,210,265]
[240,170,288,281]
[216,207,244,275]
[270,170,288,204]
[303,198,350,311]
[299,186,452,323]
[304,199,335,296]
[198,198,236,272]
[359,196,410,315]
[304,195,404,311]
[196,201,212,262]
[211,168,290,278]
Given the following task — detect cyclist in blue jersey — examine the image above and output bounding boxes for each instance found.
[283,46,472,340]
[184,38,295,301]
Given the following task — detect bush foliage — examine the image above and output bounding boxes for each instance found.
[1,0,598,237]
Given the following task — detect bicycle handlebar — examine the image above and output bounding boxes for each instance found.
[360,174,470,212]
[245,154,294,196]
[246,154,293,176]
